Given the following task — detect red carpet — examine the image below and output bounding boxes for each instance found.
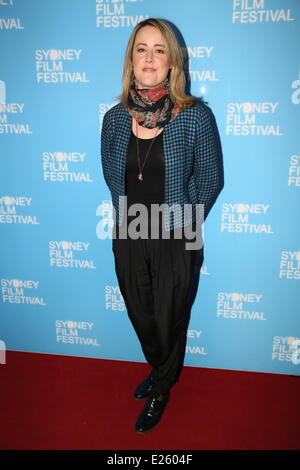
[0,351,299,450]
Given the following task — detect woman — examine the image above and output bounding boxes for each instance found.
[101,18,223,434]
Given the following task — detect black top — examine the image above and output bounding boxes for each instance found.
[126,130,164,221]
[114,130,196,241]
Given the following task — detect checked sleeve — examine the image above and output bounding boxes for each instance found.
[193,105,224,222]
[100,112,112,191]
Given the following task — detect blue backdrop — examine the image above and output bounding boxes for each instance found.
[0,0,299,375]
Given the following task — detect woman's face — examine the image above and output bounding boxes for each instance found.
[132,25,171,89]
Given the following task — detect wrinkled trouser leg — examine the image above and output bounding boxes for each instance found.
[112,230,204,397]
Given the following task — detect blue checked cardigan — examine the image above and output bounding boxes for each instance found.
[101,100,224,231]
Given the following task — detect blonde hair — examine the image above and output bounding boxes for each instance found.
[117,18,196,110]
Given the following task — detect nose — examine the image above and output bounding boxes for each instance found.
[145,50,153,62]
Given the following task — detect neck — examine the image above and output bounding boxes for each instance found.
[132,117,164,139]
[134,78,169,92]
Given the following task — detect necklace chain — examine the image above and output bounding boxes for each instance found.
[135,120,160,182]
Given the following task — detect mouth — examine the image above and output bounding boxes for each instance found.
[142,67,156,72]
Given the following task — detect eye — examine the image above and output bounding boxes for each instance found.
[155,49,165,54]
[136,47,146,53]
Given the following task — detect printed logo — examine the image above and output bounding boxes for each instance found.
[105,285,125,311]
[0,196,39,224]
[232,0,294,24]
[217,292,266,320]
[0,87,32,135]
[42,151,92,183]
[96,0,149,28]
[187,45,219,86]
[221,203,274,234]
[186,329,207,355]
[226,102,282,136]
[272,336,300,363]
[35,49,89,83]
[1,278,46,306]
[279,251,300,280]
[49,241,96,269]
[0,0,23,31]
[55,320,100,347]
[288,155,300,186]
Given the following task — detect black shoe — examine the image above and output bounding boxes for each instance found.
[135,392,170,434]
[134,374,154,400]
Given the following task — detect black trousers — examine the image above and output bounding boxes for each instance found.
[112,221,204,397]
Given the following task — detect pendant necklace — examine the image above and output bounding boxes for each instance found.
[135,119,160,182]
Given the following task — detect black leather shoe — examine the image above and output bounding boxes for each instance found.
[135,392,170,434]
[134,374,153,400]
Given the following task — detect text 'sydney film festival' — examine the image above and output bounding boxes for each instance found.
[0,0,299,377]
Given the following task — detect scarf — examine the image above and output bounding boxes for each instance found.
[127,77,180,129]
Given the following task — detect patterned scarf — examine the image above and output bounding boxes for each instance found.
[127,77,180,129]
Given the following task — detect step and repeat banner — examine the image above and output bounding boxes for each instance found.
[0,0,299,375]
